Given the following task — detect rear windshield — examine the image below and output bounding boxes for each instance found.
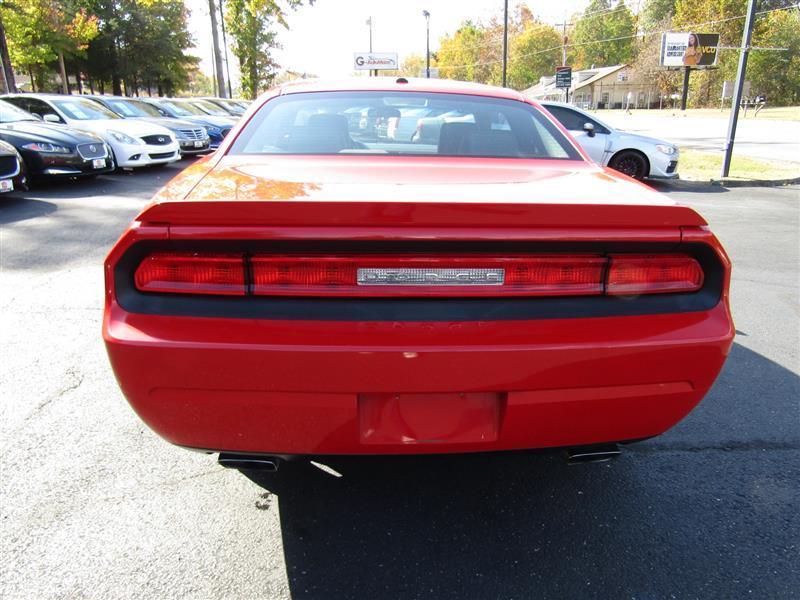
[105,99,163,118]
[158,100,205,116]
[53,98,120,120]
[229,91,581,160]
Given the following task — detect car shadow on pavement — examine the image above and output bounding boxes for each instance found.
[242,341,799,598]
[0,197,57,224]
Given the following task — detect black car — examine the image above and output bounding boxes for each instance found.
[85,96,212,156]
[0,139,26,193]
[0,100,114,180]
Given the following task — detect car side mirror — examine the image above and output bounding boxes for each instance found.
[43,114,61,123]
[583,122,596,138]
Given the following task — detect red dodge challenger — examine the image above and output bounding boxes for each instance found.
[103,78,734,469]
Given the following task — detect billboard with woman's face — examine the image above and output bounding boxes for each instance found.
[660,33,720,67]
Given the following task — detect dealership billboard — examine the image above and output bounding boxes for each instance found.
[660,33,719,67]
[354,53,399,71]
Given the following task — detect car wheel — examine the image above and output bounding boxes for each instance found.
[609,150,649,180]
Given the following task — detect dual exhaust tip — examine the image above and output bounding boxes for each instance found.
[218,444,621,471]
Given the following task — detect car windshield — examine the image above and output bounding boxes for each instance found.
[0,101,39,123]
[230,91,581,159]
[52,98,120,120]
[159,100,204,117]
[104,98,163,118]
[189,100,231,116]
[215,99,245,113]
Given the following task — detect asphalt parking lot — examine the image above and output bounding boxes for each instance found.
[1,161,798,599]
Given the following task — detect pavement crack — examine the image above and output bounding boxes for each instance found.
[25,367,84,420]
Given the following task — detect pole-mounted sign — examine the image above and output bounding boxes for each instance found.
[354,53,399,71]
[555,66,572,89]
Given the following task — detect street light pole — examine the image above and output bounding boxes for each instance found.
[423,10,431,78]
[502,0,508,87]
[367,17,374,77]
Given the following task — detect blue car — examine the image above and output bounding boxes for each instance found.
[139,98,236,149]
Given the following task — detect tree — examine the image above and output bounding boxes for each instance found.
[746,7,800,105]
[570,0,636,69]
[507,20,562,90]
[436,21,494,83]
[396,53,429,78]
[641,0,677,31]
[0,0,98,92]
[0,8,16,91]
[224,0,308,99]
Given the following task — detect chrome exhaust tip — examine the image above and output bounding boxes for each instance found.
[218,453,280,472]
[565,444,621,465]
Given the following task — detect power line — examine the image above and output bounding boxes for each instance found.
[436,4,797,71]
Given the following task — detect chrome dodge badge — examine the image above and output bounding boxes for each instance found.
[357,268,505,286]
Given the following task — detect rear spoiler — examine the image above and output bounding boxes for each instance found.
[137,200,707,230]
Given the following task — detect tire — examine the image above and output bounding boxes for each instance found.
[609,150,649,180]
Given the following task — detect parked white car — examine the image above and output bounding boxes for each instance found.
[540,101,679,180]
[0,94,180,169]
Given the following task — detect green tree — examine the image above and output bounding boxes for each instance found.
[746,8,800,105]
[570,0,636,69]
[436,21,492,83]
[641,0,677,30]
[224,0,307,99]
[0,0,98,91]
[507,20,562,90]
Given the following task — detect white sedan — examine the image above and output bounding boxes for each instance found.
[0,94,180,169]
[541,101,679,180]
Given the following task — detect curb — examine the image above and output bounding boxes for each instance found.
[656,176,800,190]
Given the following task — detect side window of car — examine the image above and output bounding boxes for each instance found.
[26,99,63,122]
[548,106,609,135]
[3,97,31,113]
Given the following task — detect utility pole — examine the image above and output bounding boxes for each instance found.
[555,16,572,104]
[208,0,226,97]
[502,0,508,87]
[721,0,757,178]
[219,0,233,98]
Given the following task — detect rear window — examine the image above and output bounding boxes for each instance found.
[229,91,581,160]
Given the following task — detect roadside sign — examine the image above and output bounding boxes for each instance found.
[722,80,733,99]
[354,52,399,71]
[660,33,719,68]
[555,66,572,89]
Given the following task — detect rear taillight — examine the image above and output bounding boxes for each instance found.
[131,252,704,297]
[134,252,246,296]
[606,254,704,295]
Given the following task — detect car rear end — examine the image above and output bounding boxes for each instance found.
[103,83,734,460]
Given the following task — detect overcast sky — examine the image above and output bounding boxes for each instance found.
[186,0,593,87]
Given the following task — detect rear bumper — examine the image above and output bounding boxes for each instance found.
[104,301,734,455]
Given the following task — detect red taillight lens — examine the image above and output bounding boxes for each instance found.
[134,252,246,296]
[606,254,704,295]
[131,252,705,298]
[251,255,606,297]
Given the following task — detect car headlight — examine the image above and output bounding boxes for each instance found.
[108,130,141,145]
[22,142,72,153]
[206,126,221,135]
[199,127,209,139]
[656,144,677,155]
